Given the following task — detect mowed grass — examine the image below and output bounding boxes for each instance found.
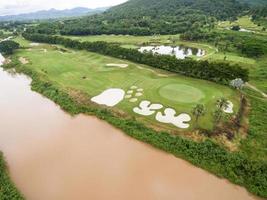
[218,16,266,34]
[14,39,240,132]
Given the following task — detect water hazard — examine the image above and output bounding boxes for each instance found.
[139,45,205,59]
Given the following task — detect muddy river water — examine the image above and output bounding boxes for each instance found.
[0,53,260,200]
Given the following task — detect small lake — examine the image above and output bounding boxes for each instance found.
[0,52,260,200]
[139,45,205,59]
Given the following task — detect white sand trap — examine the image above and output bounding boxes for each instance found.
[133,100,163,116]
[125,95,132,99]
[131,86,138,89]
[223,101,234,114]
[156,108,191,129]
[91,88,125,107]
[130,98,138,103]
[135,92,143,97]
[127,90,134,94]
[137,88,144,92]
[30,43,40,46]
[106,63,128,68]
[19,57,29,64]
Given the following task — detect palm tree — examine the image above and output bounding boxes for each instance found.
[217,98,229,110]
[192,104,206,126]
[213,108,223,125]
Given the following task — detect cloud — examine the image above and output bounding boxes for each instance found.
[0,0,127,16]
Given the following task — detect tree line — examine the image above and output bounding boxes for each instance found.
[22,33,249,84]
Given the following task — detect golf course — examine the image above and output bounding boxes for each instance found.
[12,37,239,133]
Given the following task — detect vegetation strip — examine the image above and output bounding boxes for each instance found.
[0,153,24,200]
[2,53,267,198]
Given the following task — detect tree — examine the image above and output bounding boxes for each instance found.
[0,40,19,55]
[192,104,206,126]
[230,78,245,90]
[213,108,223,125]
[231,25,241,31]
[217,98,229,110]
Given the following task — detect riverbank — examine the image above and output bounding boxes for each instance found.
[2,47,267,198]
[0,53,24,200]
[0,64,261,200]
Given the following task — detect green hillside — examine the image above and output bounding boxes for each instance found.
[31,0,247,36]
[238,0,267,6]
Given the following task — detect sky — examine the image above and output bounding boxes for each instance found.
[0,0,127,16]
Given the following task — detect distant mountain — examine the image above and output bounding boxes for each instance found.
[0,7,108,21]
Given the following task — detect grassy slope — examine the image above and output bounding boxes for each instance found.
[217,16,266,33]
[13,38,239,132]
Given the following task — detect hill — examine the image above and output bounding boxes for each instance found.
[0,7,108,21]
[33,0,247,36]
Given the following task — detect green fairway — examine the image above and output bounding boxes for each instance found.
[63,33,267,94]
[12,38,240,132]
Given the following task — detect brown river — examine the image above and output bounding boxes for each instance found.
[0,53,261,200]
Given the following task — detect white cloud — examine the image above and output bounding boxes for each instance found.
[0,0,127,16]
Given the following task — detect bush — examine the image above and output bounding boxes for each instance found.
[0,40,20,55]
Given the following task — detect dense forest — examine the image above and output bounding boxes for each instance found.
[28,0,248,36]
[249,6,267,28]
[238,0,267,6]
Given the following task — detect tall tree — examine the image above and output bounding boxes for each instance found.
[192,104,206,126]
[217,98,229,110]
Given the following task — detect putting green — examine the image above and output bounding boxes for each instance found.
[159,84,205,103]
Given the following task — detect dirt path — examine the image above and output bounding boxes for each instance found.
[246,83,267,98]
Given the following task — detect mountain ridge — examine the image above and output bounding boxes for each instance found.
[0,7,108,21]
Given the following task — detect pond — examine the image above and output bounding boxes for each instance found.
[139,45,205,59]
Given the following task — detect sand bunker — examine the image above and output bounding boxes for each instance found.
[135,93,143,97]
[127,90,134,94]
[133,101,163,116]
[156,108,191,129]
[130,86,138,89]
[223,101,234,114]
[19,57,29,65]
[137,88,144,92]
[30,43,40,46]
[91,88,125,107]
[130,98,138,103]
[125,95,132,99]
[106,64,129,68]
